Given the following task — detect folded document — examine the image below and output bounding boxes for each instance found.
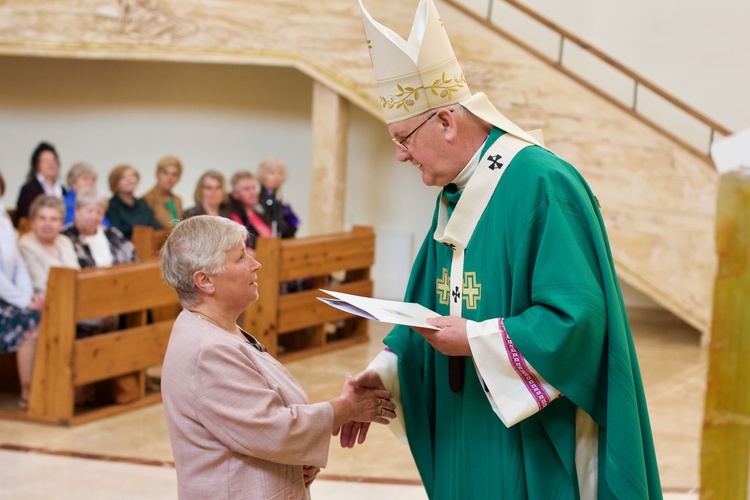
[317,289,440,330]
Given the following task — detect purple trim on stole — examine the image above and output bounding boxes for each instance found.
[499,318,552,411]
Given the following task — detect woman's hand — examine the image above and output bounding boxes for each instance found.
[28,293,44,311]
[303,465,320,488]
[329,373,396,430]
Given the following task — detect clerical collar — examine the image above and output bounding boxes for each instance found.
[450,135,488,191]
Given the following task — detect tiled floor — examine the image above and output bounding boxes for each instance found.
[0,309,705,498]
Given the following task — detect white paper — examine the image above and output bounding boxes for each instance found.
[318,289,441,330]
[711,127,750,174]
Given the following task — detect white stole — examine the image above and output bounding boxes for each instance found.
[432,133,533,317]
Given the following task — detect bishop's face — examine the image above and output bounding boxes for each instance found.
[388,111,459,187]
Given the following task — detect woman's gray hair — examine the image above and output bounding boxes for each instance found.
[256,157,288,184]
[160,215,248,307]
[66,161,96,188]
[29,194,66,220]
[75,187,109,211]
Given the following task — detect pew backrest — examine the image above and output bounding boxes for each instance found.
[26,260,179,425]
[243,226,375,359]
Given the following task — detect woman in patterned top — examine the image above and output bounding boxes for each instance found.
[62,187,136,268]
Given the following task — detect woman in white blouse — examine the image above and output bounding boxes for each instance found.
[0,172,42,411]
[18,195,80,294]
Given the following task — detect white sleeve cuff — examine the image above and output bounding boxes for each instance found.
[467,318,561,427]
[367,349,407,443]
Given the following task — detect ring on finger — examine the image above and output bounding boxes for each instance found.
[377,398,381,406]
[378,407,383,416]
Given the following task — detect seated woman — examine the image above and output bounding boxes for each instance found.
[0,172,42,411]
[15,141,67,221]
[256,157,299,239]
[63,187,136,269]
[62,188,138,403]
[160,215,396,499]
[18,195,80,295]
[228,171,272,253]
[182,170,232,219]
[142,155,184,229]
[105,164,160,240]
[63,161,111,228]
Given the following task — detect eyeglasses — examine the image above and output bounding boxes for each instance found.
[392,111,437,151]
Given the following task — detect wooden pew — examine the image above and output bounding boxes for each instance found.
[131,225,171,261]
[243,226,375,361]
[10,261,180,426]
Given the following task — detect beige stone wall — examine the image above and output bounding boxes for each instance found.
[0,0,717,330]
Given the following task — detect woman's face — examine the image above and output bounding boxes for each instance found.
[232,178,259,208]
[32,206,63,244]
[75,202,106,236]
[261,166,285,191]
[37,150,60,181]
[201,177,224,208]
[210,239,261,312]
[116,168,140,196]
[156,165,181,192]
[72,172,97,192]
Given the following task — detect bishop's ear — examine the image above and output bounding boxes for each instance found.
[437,108,458,141]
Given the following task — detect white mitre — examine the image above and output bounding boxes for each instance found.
[358,0,542,146]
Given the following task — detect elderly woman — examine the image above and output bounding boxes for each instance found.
[256,157,299,239]
[160,215,396,500]
[142,155,184,229]
[62,187,136,268]
[63,161,111,227]
[182,170,232,219]
[105,164,160,240]
[228,170,271,253]
[15,141,67,221]
[18,195,80,294]
[0,172,42,411]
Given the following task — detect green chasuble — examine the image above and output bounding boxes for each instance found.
[385,129,662,499]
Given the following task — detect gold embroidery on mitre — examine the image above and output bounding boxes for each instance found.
[380,72,467,111]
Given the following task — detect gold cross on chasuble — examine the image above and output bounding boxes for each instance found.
[436,268,451,304]
[436,268,482,309]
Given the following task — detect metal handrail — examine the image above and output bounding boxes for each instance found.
[443,0,732,161]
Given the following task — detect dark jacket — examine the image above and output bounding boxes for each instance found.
[15,178,67,221]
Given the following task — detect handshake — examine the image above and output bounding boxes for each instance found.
[330,369,394,449]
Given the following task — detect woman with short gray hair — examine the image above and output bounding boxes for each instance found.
[62,187,135,268]
[160,215,396,500]
[63,161,109,227]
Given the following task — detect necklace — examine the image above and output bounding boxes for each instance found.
[191,310,267,353]
[191,311,240,335]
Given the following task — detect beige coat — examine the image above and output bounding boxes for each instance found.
[17,232,80,294]
[161,310,333,500]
